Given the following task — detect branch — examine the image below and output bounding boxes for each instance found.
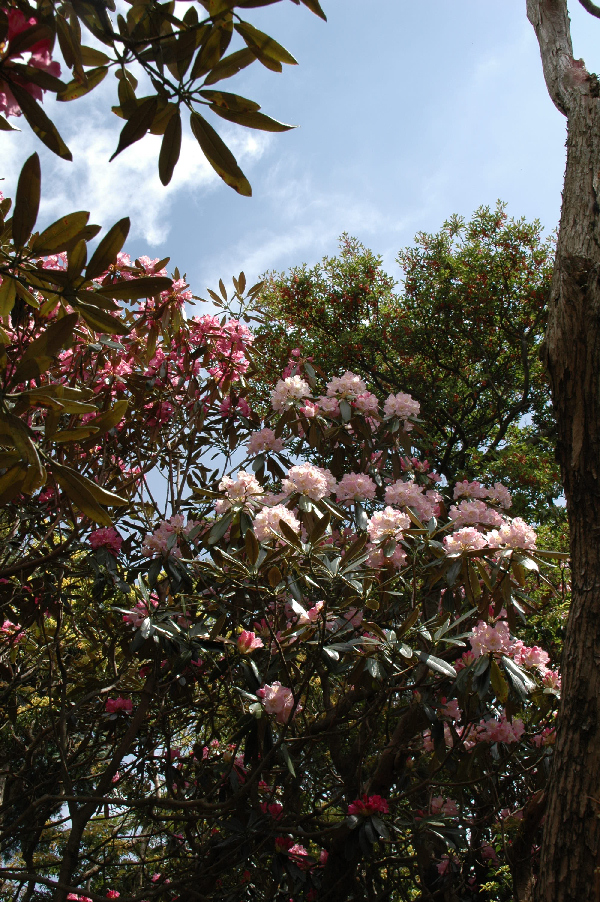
[527,0,576,116]
[579,0,600,18]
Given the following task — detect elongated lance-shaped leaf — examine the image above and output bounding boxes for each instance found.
[12,153,41,248]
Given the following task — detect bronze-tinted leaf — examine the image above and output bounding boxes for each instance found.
[202,47,255,85]
[57,66,108,101]
[190,26,223,79]
[211,105,294,132]
[86,399,128,435]
[110,96,158,161]
[85,217,130,279]
[56,13,85,79]
[8,24,53,57]
[159,109,181,186]
[190,111,251,196]
[97,276,172,300]
[199,89,260,112]
[12,153,41,248]
[79,45,111,66]
[32,211,90,255]
[235,21,297,65]
[300,0,327,20]
[53,426,100,443]
[52,463,113,526]
[0,277,16,317]
[9,84,72,160]
[13,312,78,382]
[0,114,19,131]
[0,463,27,505]
[9,63,65,93]
[14,281,39,309]
[67,240,87,280]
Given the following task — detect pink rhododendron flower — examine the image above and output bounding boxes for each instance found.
[469,619,514,657]
[385,480,441,522]
[317,395,341,417]
[443,527,488,554]
[260,800,283,819]
[105,697,133,715]
[282,463,336,500]
[0,620,23,644]
[237,630,264,654]
[253,505,301,543]
[107,893,121,899]
[247,427,284,455]
[453,479,489,501]
[542,669,561,691]
[326,371,367,399]
[89,527,123,556]
[513,643,550,670]
[367,507,410,543]
[337,472,377,503]
[217,470,263,512]
[271,376,310,411]
[532,727,556,747]
[487,481,512,508]
[430,796,459,817]
[257,682,300,723]
[142,516,198,558]
[220,396,250,417]
[449,500,504,529]
[485,517,537,550]
[383,392,420,423]
[440,697,462,721]
[354,391,379,414]
[298,600,325,625]
[476,712,525,744]
[347,794,389,816]
[366,543,408,570]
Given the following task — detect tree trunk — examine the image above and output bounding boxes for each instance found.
[528,2,600,899]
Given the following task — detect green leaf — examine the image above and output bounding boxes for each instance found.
[415,651,457,679]
[32,211,90,255]
[53,426,100,443]
[86,218,130,280]
[8,24,53,56]
[72,300,129,335]
[12,153,41,248]
[208,511,233,545]
[9,63,65,93]
[490,657,509,704]
[86,400,128,435]
[199,89,260,112]
[235,21,297,65]
[0,277,17,317]
[0,114,19,131]
[190,111,251,196]
[9,84,72,161]
[202,47,255,85]
[13,313,78,382]
[210,105,295,132]
[280,742,296,777]
[245,528,259,564]
[57,66,108,101]
[300,0,327,20]
[79,45,111,66]
[110,96,158,161]
[97,276,172,300]
[52,464,112,526]
[158,108,182,186]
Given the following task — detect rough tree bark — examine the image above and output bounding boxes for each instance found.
[528,1,600,900]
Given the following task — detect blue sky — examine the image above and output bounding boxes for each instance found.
[2,0,599,296]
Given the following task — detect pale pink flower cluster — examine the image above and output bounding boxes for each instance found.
[385,480,441,522]
[337,472,377,503]
[216,470,263,514]
[326,371,367,399]
[89,527,123,556]
[283,463,336,501]
[532,727,556,748]
[253,505,301,543]
[0,620,23,644]
[317,396,340,417]
[430,796,459,817]
[469,620,514,657]
[366,544,407,570]
[257,681,300,723]
[247,427,285,455]
[486,517,537,550]
[271,376,310,411]
[383,392,420,425]
[443,527,488,554]
[300,400,319,417]
[367,507,411,543]
[237,630,264,654]
[142,515,198,558]
[440,697,462,721]
[475,713,525,744]
[542,669,561,691]
[297,600,324,625]
[123,597,157,628]
[448,500,504,529]
[354,391,379,414]
[453,479,512,509]
[513,643,550,670]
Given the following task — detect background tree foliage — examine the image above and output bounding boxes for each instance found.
[254,205,561,524]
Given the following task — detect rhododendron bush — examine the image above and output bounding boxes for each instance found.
[0,159,566,902]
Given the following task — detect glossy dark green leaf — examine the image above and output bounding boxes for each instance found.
[415,651,457,678]
[189,111,251,196]
[79,45,111,66]
[207,511,233,545]
[110,96,158,161]
[58,66,108,101]
[202,47,255,85]
[210,105,294,132]
[9,84,72,160]
[158,108,182,186]
[73,300,129,335]
[86,217,130,280]
[12,153,40,248]
[235,21,297,65]
[13,313,78,382]
[32,211,90,255]
[97,276,172,300]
